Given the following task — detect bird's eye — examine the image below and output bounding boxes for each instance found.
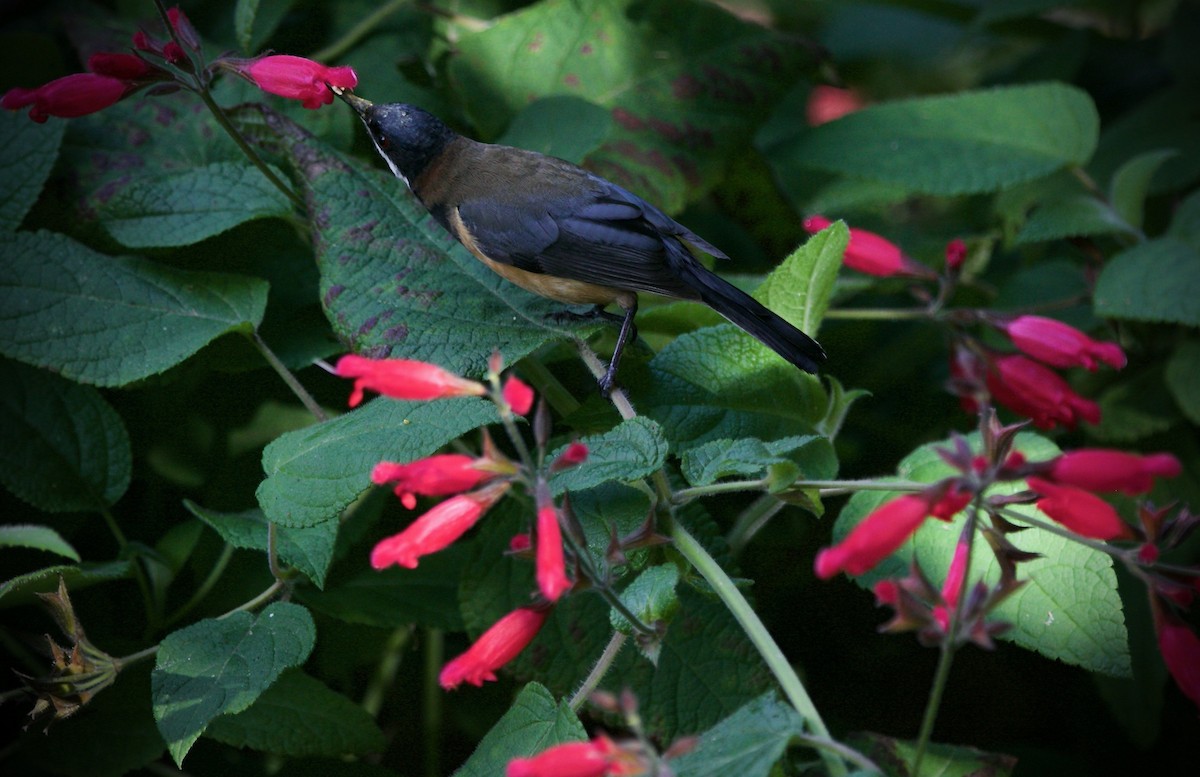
[378,136,391,149]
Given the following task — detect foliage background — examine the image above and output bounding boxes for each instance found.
[1,0,1198,776]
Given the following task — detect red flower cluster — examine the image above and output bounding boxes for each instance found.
[228,55,358,110]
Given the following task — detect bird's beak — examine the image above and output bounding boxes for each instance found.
[332,86,373,116]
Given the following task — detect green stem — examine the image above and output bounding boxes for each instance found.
[422,627,444,777]
[218,581,284,619]
[117,644,161,668]
[310,0,411,63]
[569,630,626,711]
[517,356,581,418]
[673,477,769,502]
[362,626,413,718]
[727,494,786,556]
[196,89,307,211]
[794,732,881,774]
[574,337,637,421]
[163,542,235,628]
[670,521,846,777]
[822,308,931,321]
[251,333,328,422]
[99,505,157,636]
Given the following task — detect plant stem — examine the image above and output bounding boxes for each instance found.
[117,644,161,668]
[822,308,931,321]
[794,732,881,774]
[218,581,284,619]
[422,627,444,777]
[310,0,411,63]
[569,630,627,711]
[727,493,786,556]
[517,355,581,418]
[670,521,847,777]
[251,332,328,422]
[197,89,307,211]
[163,542,235,628]
[363,626,413,718]
[574,337,637,421]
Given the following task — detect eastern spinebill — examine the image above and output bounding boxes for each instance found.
[336,89,826,395]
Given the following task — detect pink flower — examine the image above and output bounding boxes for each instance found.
[1027,477,1132,541]
[805,85,865,126]
[507,735,635,777]
[372,454,497,509]
[502,375,535,415]
[371,481,510,569]
[985,354,1100,430]
[536,505,571,602]
[1156,610,1200,709]
[816,494,930,579]
[1046,449,1181,495]
[235,55,358,109]
[335,354,486,407]
[551,442,589,471]
[945,239,967,271]
[2,73,129,123]
[1001,316,1126,371]
[932,538,970,630]
[440,606,548,689]
[87,52,156,80]
[803,215,928,277]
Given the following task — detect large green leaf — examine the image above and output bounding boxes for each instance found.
[779,83,1099,195]
[152,601,316,765]
[206,669,384,757]
[451,683,586,777]
[256,396,498,528]
[0,359,130,512]
[450,0,815,212]
[0,110,64,233]
[834,433,1131,677]
[669,693,803,777]
[0,231,268,386]
[680,435,824,487]
[753,221,847,339]
[1094,237,1200,326]
[96,160,293,248]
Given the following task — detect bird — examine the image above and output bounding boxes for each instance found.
[334,89,826,396]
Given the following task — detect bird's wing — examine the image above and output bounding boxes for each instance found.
[455,173,707,300]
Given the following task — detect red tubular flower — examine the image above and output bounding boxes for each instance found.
[551,442,589,471]
[335,354,486,407]
[167,6,201,51]
[371,481,510,569]
[805,85,865,126]
[1046,449,1181,495]
[372,454,497,509]
[87,52,156,80]
[536,505,571,602]
[815,494,932,579]
[1027,477,1132,541]
[507,735,632,777]
[803,215,929,277]
[1001,315,1126,371]
[440,606,548,689]
[933,538,971,630]
[985,354,1100,430]
[945,238,967,271]
[1156,610,1200,709]
[2,73,128,123]
[234,54,358,109]
[502,375,535,415]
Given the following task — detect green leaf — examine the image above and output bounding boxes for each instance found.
[548,417,669,494]
[1109,149,1178,231]
[1093,366,1180,443]
[681,435,820,486]
[0,359,131,512]
[272,114,579,378]
[0,231,268,386]
[848,732,1016,777]
[782,83,1099,195]
[753,222,847,338]
[643,325,828,453]
[610,563,680,638]
[0,110,64,232]
[206,669,384,757]
[234,0,298,53]
[669,693,803,777]
[257,396,498,528]
[152,601,316,766]
[1094,237,1200,326]
[184,502,338,588]
[298,544,467,630]
[0,560,131,606]
[836,433,1131,676]
[451,0,815,212]
[1014,193,1132,244]
[451,683,586,777]
[1167,188,1200,250]
[96,161,293,249]
[0,524,79,561]
[496,96,612,164]
[1166,340,1200,425]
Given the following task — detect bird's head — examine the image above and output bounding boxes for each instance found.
[336,90,457,185]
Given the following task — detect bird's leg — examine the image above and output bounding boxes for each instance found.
[598,300,638,397]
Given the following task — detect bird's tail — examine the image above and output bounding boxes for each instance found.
[677,260,826,374]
